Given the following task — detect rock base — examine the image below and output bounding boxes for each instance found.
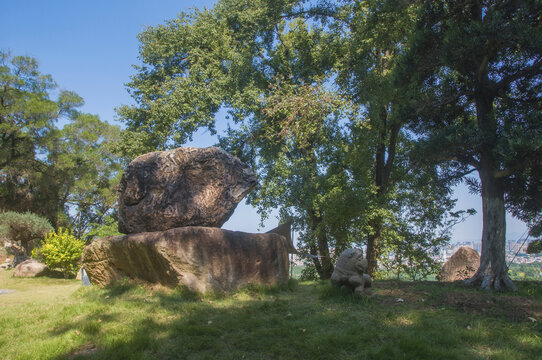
[82,226,289,293]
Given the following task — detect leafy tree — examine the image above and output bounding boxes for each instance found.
[85,215,122,241]
[399,0,542,290]
[50,113,122,237]
[0,211,53,264]
[335,0,423,275]
[0,52,122,235]
[117,0,349,279]
[119,0,464,279]
[0,52,72,224]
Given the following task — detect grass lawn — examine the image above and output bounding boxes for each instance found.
[0,270,541,360]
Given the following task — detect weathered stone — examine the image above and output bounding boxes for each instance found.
[438,246,480,282]
[331,248,372,296]
[266,222,297,254]
[118,147,257,234]
[13,259,48,277]
[82,226,289,293]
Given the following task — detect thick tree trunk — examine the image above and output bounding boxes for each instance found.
[465,57,516,291]
[464,162,517,291]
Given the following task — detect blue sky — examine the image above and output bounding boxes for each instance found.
[0,0,529,243]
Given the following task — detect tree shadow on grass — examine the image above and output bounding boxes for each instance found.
[53,281,542,360]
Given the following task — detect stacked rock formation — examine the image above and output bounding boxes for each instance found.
[83,147,290,293]
[438,246,480,282]
[331,248,372,296]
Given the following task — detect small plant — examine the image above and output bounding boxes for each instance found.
[35,228,85,277]
[299,263,319,281]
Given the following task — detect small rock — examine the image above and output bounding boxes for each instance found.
[13,259,47,277]
[466,325,472,330]
[396,298,404,303]
[208,320,213,325]
[527,317,537,323]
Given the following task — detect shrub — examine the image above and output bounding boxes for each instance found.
[299,263,319,281]
[35,228,85,277]
[527,239,542,254]
[0,211,54,253]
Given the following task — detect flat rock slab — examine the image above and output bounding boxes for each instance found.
[82,227,289,293]
[118,147,257,233]
[0,289,15,295]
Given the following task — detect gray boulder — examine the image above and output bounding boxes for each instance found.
[331,248,372,296]
[118,147,257,234]
[82,226,289,293]
[13,259,48,277]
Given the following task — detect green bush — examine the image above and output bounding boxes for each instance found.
[34,228,85,277]
[299,263,319,281]
[527,239,542,254]
[0,211,53,254]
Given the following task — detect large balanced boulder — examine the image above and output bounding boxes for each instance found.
[118,147,257,234]
[331,248,372,296]
[13,259,48,277]
[82,227,289,293]
[438,246,480,282]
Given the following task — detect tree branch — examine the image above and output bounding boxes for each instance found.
[494,58,542,95]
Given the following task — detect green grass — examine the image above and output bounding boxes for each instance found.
[0,270,541,360]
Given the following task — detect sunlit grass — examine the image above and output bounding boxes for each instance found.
[0,270,540,359]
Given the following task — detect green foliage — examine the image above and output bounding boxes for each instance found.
[527,240,542,255]
[35,228,85,277]
[0,211,53,254]
[119,0,461,281]
[508,262,542,280]
[299,263,319,281]
[0,52,122,235]
[85,215,122,242]
[397,1,542,288]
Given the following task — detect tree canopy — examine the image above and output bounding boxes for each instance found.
[398,0,542,290]
[118,0,461,280]
[0,52,122,237]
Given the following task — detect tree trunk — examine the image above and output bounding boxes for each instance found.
[366,109,387,277]
[317,232,334,279]
[309,244,324,277]
[308,212,333,279]
[465,58,516,291]
[366,218,381,277]
[464,160,517,291]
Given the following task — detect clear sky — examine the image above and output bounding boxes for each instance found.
[0,0,529,243]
